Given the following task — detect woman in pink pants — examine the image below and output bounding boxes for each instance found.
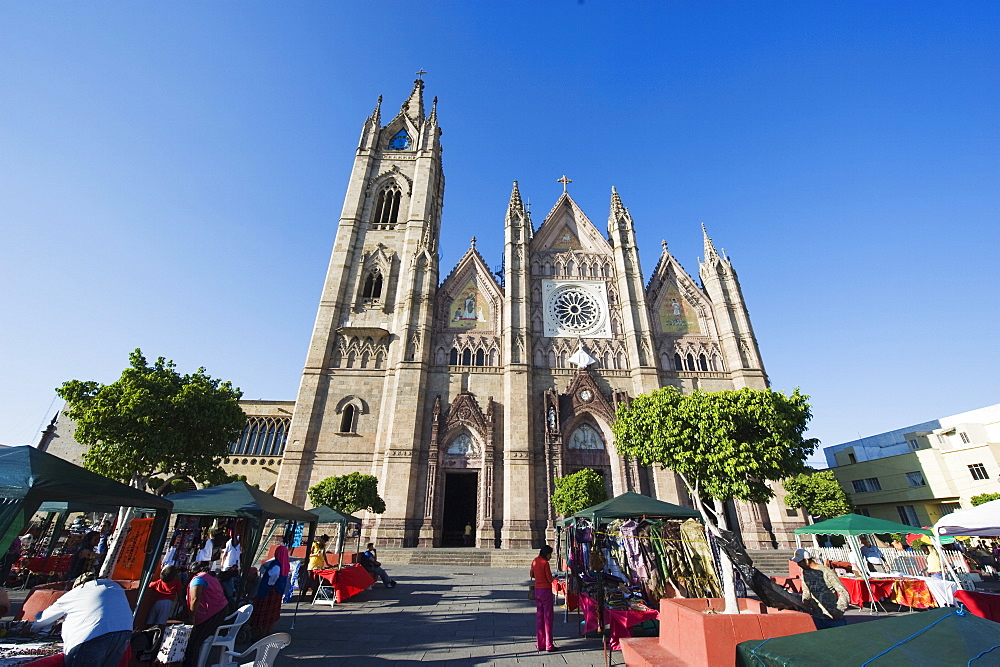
[530,544,558,652]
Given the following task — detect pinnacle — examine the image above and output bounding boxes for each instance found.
[610,186,627,218]
[702,223,719,260]
[400,77,425,120]
[508,181,523,209]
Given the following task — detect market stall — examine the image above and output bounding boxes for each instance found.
[933,498,1000,617]
[0,446,173,617]
[165,481,318,603]
[560,492,704,652]
[794,514,949,612]
[304,506,363,567]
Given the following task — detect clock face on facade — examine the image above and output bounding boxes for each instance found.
[388,130,411,150]
[542,280,611,338]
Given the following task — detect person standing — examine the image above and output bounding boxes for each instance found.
[145,565,182,626]
[184,564,229,667]
[250,545,290,637]
[463,523,473,547]
[791,548,850,629]
[32,573,133,666]
[530,545,557,652]
[303,534,329,599]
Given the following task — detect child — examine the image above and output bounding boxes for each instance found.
[146,565,182,626]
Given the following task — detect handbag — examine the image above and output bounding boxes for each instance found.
[528,584,536,601]
[156,623,192,664]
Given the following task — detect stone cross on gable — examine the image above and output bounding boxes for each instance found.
[558,175,572,194]
[415,69,426,81]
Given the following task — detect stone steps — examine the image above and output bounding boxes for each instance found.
[374,548,537,569]
[747,549,793,577]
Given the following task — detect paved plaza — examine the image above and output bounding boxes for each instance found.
[272,565,619,666]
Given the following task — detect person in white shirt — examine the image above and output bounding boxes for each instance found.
[221,536,242,570]
[33,573,134,666]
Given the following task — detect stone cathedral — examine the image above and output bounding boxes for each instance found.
[273,78,802,549]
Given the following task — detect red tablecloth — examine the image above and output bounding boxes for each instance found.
[839,577,937,609]
[579,592,658,651]
[839,577,896,605]
[314,564,375,602]
[553,578,578,611]
[955,590,1000,622]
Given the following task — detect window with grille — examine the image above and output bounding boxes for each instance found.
[896,505,919,526]
[905,471,926,487]
[851,477,881,493]
[373,184,402,227]
[229,416,290,456]
[968,463,990,480]
[909,439,919,450]
[960,432,970,444]
[939,502,961,515]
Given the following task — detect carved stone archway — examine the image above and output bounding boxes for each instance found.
[420,393,496,547]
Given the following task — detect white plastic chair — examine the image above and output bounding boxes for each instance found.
[196,603,254,667]
[221,632,291,667]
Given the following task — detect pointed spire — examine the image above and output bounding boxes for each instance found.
[509,181,524,210]
[429,96,438,124]
[610,186,626,218]
[661,239,668,253]
[702,223,719,260]
[470,236,477,249]
[369,95,382,124]
[400,75,425,120]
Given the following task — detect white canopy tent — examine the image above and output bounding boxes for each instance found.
[934,499,1000,538]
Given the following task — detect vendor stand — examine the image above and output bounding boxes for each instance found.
[165,481,318,627]
[304,506,363,569]
[560,493,703,658]
[0,447,173,620]
[301,506,372,605]
[793,514,947,613]
[934,498,1000,620]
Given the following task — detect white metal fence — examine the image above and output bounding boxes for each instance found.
[809,546,971,578]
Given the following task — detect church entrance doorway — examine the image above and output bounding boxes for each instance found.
[442,471,478,547]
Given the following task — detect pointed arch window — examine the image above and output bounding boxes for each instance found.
[373,183,402,227]
[686,353,695,371]
[449,348,459,365]
[462,349,472,366]
[475,349,485,366]
[699,354,708,371]
[568,423,605,450]
[673,353,683,371]
[362,270,383,299]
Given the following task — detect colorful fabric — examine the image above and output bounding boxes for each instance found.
[307,542,327,570]
[149,577,182,601]
[838,577,895,606]
[620,519,648,580]
[890,579,935,609]
[534,587,555,651]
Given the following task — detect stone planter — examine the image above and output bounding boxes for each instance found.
[621,597,815,666]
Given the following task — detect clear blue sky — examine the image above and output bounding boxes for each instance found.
[2,2,998,467]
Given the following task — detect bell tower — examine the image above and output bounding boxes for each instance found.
[277,75,444,546]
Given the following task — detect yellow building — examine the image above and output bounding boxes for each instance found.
[826,404,1000,526]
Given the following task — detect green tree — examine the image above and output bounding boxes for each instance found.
[308,472,386,514]
[784,469,853,519]
[56,349,246,494]
[552,469,608,516]
[971,492,1000,506]
[612,386,817,613]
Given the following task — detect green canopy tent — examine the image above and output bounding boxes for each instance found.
[166,481,319,629]
[794,514,933,614]
[166,481,318,576]
[0,446,174,616]
[569,492,702,524]
[737,607,999,666]
[306,506,362,568]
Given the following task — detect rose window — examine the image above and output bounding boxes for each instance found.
[553,289,599,331]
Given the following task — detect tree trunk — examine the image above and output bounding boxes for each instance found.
[688,489,740,614]
[712,498,740,615]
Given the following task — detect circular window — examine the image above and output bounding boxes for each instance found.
[552,288,599,331]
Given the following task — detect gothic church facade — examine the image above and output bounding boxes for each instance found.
[275,79,800,549]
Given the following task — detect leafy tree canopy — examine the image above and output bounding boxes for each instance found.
[308,472,386,514]
[971,492,1000,507]
[552,468,608,517]
[783,469,853,519]
[612,387,818,505]
[56,349,246,493]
